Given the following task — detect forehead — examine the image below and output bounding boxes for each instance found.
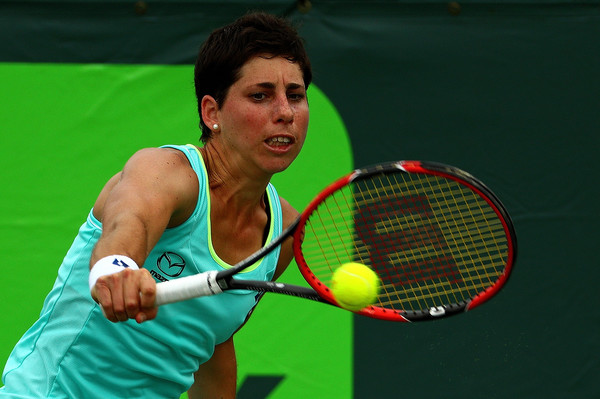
[236,55,304,85]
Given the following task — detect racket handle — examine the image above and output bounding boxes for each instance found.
[154,271,223,306]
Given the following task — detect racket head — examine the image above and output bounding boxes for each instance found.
[293,161,517,322]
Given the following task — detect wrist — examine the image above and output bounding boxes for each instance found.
[89,255,140,292]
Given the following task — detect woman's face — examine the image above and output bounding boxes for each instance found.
[215,55,309,177]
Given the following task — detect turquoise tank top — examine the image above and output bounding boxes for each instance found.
[1,144,282,398]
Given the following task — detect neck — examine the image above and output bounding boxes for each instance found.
[199,143,270,211]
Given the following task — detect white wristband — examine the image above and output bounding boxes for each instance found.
[89,255,140,292]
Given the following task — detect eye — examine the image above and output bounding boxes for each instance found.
[288,92,306,102]
[250,92,267,101]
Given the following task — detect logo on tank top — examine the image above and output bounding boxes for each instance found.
[154,251,186,279]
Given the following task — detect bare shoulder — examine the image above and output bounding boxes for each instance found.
[121,147,197,188]
[125,147,193,172]
[97,147,196,197]
[278,196,299,229]
[272,196,299,281]
[93,147,198,226]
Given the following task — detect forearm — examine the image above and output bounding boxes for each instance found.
[88,211,164,323]
[90,212,154,267]
[188,337,237,399]
[90,180,173,268]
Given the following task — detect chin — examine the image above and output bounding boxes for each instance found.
[265,157,296,175]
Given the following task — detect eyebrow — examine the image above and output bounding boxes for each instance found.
[255,82,305,90]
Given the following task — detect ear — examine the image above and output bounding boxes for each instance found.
[200,95,220,131]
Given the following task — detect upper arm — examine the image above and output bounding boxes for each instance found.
[272,197,299,281]
[91,147,198,265]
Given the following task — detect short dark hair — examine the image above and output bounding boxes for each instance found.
[194,12,312,143]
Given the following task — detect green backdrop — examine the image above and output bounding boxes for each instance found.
[1,1,599,398]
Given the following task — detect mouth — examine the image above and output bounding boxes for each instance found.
[265,136,294,147]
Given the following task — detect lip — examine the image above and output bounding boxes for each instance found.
[264,134,296,153]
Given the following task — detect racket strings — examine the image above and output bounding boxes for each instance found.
[301,171,509,313]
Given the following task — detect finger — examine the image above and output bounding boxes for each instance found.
[121,268,143,320]
[103,272,128,322]
[135,307,158,324]
[93,278,118,322]
[136,269,158,323]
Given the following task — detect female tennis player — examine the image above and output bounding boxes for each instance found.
[1,12,311,398]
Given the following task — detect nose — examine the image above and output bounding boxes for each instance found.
[274,94,294,123]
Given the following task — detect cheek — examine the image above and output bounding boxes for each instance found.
[243,113,266,129]
[238,103,268,127]
[224,102,265,132]
[295,106,310,134]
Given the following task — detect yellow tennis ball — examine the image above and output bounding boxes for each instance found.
[331,262,380,311]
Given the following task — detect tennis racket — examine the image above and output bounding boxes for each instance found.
[155,160,517,322]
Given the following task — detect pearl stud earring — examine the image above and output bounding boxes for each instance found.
[213,123,219,130]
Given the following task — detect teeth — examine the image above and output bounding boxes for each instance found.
[268,137,291,144]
